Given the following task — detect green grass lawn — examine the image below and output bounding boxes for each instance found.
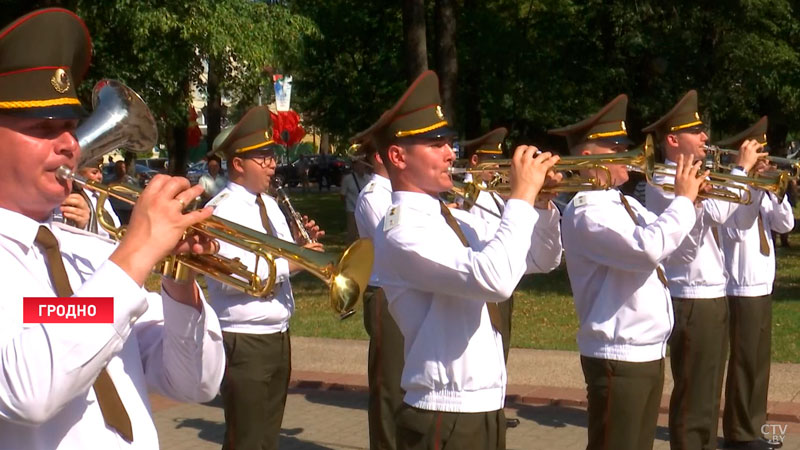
[150,191,800,362]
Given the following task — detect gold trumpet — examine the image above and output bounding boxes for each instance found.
[56,166,374,320]
[704,144,800,179]
[645,139,793,204]
[448,135,784,204]
[448,135,657,198]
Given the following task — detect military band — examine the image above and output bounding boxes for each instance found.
[0,6,797,450]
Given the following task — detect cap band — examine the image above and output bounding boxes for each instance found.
[669,120,703,132]
[235,139,276,154]
[587,129,628,140]
[395,120,449,138]
[0,97,81,109]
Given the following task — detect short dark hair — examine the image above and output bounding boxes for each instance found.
[207,155,221,165]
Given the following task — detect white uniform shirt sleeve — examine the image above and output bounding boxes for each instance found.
[571,194,698,272]
[766,192,795,234]
[0,260,148,425]
[527,206,562,273]
[135,286,224,403]
[383,199,538,302]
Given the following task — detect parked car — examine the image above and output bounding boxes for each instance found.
[143,158,169,172]
[275,155,351,188]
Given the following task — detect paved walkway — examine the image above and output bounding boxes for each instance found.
[153,337,800,449]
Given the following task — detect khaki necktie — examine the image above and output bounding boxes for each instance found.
[255,195,273,236]
[489,192,504,215]
[618,193,669,288]
[757,214,770,256]
[35,226,133,442]
[711,226,721,248]
[439,201,504,331]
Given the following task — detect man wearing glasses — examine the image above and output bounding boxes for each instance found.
[206,106,324,450]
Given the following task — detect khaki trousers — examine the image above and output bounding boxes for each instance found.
[221,330,291,450]
[723,295,773,442]
[364,287,406,450]
[668,297,729,450]
[581,356,665,450]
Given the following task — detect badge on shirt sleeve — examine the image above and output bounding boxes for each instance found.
[364,182,376,193]
[384,206,401,231]
[573,195,588,208]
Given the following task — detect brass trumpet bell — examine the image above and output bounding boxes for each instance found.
[55,167,374,320]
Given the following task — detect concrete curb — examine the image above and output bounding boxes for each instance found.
[290,370,800,424]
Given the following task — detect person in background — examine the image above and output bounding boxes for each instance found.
[340,155,372,243]
[198,155,227,202]
[77,159,121,239]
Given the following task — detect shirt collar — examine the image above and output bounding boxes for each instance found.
[573,188,622,204]
[391,191,442,216]
[0,207,52,251]
[371,173,392,191]
[226,181,262,200]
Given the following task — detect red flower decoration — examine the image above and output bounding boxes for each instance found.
[270,110,306,147]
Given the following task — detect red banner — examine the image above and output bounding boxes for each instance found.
[24,298,114,323]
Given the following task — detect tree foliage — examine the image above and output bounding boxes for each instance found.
[1,0,798,154]
[291,0,800,152]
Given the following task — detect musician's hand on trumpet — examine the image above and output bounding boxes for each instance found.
[672,154,709,205]
[509,145,560,207]
[534,170,564,210]
[109,175,215,309]
[734,139,768,173]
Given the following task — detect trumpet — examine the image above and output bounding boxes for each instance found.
[704,144,800,179]
[274,185,315,245]
[448,136,657,196]
[56,167,374,320]
[447,135,777,205]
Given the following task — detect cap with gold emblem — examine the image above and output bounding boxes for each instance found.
[351,70,457,146]
[463,127,507,160]
[0,8,92,119]
[548,94,632,149]
[215,106,280,158]
[642,90,705,136]
[716,116,768,148]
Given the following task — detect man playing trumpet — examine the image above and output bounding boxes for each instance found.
[459,128,563,361]
[555,94,707,450]
[643,90,765,450]
[0,8,225,449]
[369,70,562,450]
[717,117,794,450]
